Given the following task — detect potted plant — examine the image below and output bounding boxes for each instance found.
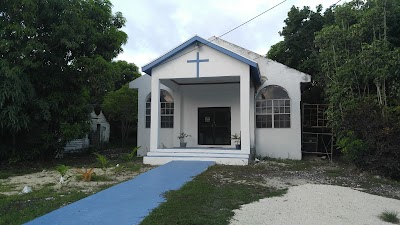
[231,133,241,149]
[178,132,191,148]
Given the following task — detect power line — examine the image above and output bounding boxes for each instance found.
[332,0,343,6]
[218,0,287,38]
[148,0,288,69]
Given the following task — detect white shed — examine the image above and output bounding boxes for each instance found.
[64,110,110,153]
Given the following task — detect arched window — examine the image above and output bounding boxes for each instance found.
[256,85,290,128]
[146,90,174,128]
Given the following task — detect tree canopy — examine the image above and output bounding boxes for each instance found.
[0,0,132,160]
[102,85,138,146]
[268,0,400,178]
[267,5,330,77]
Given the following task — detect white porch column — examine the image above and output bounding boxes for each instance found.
[240,74,251,154]
[150,77,160,151]
[173,92,182,147]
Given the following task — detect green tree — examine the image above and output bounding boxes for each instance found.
[102,85,138,146]
[0,0,127,160]
[84,59,140,105]
[315,0,400,132]
[267,5,333,79]
[314,0,400,177]
[269,0,400,177]
[267,5,334,103]
[112,61,141,90]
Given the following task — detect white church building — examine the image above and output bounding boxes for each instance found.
[129,36,311,165]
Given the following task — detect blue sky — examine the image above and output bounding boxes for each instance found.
[110,0,346,71]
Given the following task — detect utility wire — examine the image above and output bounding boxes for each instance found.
[332,0,343,6]
[218,0,287,38]
[147,0,288,69]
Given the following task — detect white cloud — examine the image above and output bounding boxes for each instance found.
[111,0,348,69]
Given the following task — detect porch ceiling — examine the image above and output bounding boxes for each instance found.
[170,76,239,85]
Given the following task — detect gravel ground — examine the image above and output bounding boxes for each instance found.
[255,160,400,199]
[230,184,400,225]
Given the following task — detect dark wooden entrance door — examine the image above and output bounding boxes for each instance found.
[198,107,231,145]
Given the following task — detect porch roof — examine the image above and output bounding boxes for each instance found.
[142,36,261,84]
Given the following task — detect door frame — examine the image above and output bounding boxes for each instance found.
[198,107,231,145]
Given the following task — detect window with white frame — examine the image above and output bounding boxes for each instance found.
[145,90,174,128]
[256,85,290,128]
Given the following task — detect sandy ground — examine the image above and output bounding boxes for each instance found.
[0,166,152,195]
[230,184,400,225]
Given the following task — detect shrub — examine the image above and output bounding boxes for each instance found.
[55,164,70,184]
[339,102,400,179]
[379,211,399,224]
[94,153,109,175]
[76,168,95,182]
[337,131,368,164]
[120,146,140,162]
[55,164,70,177]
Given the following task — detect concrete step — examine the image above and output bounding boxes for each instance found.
[143,156,248,166]
[151,148,247,154]
[147,151,249,158]
[143,155,249,166]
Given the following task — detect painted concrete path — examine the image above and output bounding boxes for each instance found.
[25,161,215,225]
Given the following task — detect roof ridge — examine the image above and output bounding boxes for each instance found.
[209,36,264,60]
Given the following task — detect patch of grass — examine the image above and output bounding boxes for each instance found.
[0,181,117,225]
[43,183,56,187]
[283,160,314,171]
[109,162,142,174]
[121,162,141,172]
[91,174,114,182]
[0,183,17,193]
[325,168,346,177]
[379,210,399,224]
[261,157,317,171]
[119,146,141,162]
[0,187,88,225]
[366,176,400,187]
[140,165,287,225]
[0,168,42,180]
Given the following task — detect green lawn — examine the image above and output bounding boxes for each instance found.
[0,160,142,225]
[141,165,287,225]
[0,186,90,225]
[2,156,399,225]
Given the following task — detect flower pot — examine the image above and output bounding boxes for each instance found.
[235,144,241,149]
[180,142,187,148]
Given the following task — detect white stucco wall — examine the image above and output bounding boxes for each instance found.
[129,75,175,156]
[151,44,249,79]
[258,65,304,159]
[211,37,311,160]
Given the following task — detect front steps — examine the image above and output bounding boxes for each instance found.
[143,149,249,165]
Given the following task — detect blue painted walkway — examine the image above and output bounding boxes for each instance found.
[25,161,215,225]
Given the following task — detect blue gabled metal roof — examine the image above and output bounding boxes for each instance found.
[142,36,261,84]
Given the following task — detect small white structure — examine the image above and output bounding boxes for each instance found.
[130,36,311,165]
[90,110,110,144]
[64,110,110,153]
